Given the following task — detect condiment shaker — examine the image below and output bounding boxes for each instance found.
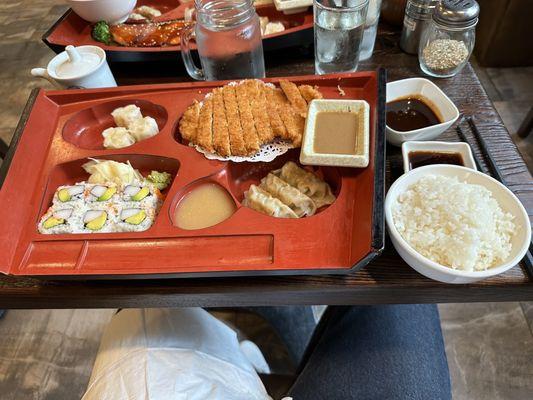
[399,0,438,54]
[419,0,480,78]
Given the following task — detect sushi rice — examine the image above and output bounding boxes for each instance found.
[115,202,156,233]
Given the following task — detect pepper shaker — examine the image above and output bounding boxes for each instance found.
[399,0,439,55]
[419,0,480,78]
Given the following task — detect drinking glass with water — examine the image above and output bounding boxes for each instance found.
[181,0,265,81]
[314,0,369,75]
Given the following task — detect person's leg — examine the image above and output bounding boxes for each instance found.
[288,304,451,400]
[250,306,317,366]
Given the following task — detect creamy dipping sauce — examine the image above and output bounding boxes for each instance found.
[56,52,101,79]
[174,183,236,230]
[313,111,358,155]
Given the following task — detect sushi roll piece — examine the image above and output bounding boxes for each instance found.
[52,184,85,206]
[38,207,80,234]
[116,205,155,232]
[82,206,116,233]
[86,183,119,203]
[122,183,162,209]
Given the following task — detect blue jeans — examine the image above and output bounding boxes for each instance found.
[288,305,451,400]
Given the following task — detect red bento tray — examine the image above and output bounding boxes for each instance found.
[43,1,314,63]
[0,70,385,279]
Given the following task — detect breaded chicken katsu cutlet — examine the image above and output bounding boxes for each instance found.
[178,80,323,157]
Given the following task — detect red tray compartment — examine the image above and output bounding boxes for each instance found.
[0,71,385,278]
[42,2,314,63]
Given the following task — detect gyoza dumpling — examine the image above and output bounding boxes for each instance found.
[260,173,316,217]
[102,127,136,149]
[128,116,159,141]
[273,161,336,208]
[111,104,143,128]
[243,185,298,218]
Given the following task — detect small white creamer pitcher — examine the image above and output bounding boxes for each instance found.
[31,45,117,89]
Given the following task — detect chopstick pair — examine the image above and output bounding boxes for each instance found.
[456,116,533,278]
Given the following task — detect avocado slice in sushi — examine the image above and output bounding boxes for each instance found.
[98,187,117,202]
[43,216,65,229]
[124,210,146,225]
[85,211,108,231]
[58,189,71,202]
[131,187,150,201]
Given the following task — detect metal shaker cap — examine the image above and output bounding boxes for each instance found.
[433,0,480,28]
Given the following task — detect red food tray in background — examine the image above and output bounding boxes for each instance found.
[0,71,386,279]
[42,0,314,63]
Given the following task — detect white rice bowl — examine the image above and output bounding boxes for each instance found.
[392,174,515,271]
[385,165,531,284]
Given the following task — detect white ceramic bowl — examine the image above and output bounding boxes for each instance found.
[401,141,477,174]
[67,0,137,24]
[386,78,459,146]
[385,165,531,284]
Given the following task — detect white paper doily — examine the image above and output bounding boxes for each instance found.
[191,138,294,162]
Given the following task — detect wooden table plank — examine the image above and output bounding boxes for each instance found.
[0,26,531,308]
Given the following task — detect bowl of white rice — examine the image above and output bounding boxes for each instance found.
[385,165,531,283]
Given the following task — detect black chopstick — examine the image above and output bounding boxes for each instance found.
[456,119,485,172]
[457,117,533,278]
[467,116,507,183]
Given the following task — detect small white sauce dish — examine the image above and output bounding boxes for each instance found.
[401,141,477,174]
[66,0,137,24]
[300,99,370,168]
[386,78,459,147]
[385,165,531,284]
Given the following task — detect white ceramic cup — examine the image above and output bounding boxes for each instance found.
[31,45,117,89]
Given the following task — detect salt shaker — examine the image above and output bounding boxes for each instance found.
[399,0,439,54]
[419,0,480,78]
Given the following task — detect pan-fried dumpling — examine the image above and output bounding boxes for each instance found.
[102,127,135,149]
[128,116,159,141]
[273,161,336,208]
[260,173,316,217]
[243,185,298,218]
[111,104,143,128]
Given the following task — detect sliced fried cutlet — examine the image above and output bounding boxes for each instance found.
[222,85,247,156]
[195,97,214,152]
[212,88,231,157]
[235,83,261,154]
[242,80,274,145]
[272,88,305,147]
[178,101,200,142]
[298,84,323,104]
[264,86,288,139]
[279,80,308,118]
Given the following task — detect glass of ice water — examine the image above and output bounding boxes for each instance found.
[314,0,369,75]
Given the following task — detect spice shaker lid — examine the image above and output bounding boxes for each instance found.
[433,0,480,28]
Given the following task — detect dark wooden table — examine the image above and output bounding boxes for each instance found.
[1,27,532,309]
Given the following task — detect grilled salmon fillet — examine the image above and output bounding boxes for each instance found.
[109,20,193,47]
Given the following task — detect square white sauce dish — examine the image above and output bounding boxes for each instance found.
[300,99,370,168]
[401,141,477,174]
[386,78,459,146]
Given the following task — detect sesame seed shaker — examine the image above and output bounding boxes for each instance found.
[399,0,439,54]
[419,0,480,78]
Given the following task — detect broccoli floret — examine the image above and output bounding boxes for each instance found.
[146,171,172,190]
[92,21,111,45]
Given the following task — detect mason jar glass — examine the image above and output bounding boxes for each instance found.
[181,0,265,81]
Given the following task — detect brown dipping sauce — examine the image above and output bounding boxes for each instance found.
[313,111,358,155]
[387,95,442,131]
[409,151,464,170]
